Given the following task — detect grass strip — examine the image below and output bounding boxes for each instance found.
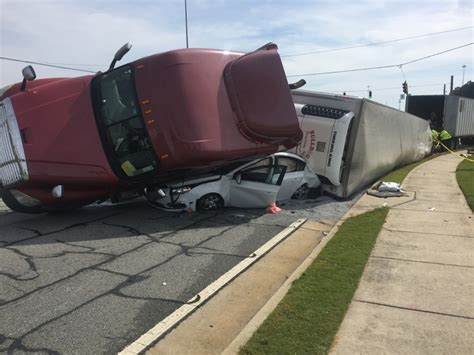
[382,153,444,184]
[456,158,474,211]
[240,207,389,355]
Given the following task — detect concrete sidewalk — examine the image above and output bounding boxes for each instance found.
[331,154,474,354]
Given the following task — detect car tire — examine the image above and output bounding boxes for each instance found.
[0,188,45,214]
[196,193,224,211]
[292,184,309,200]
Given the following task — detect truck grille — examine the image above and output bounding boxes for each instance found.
[0,98,29,187]
[302,105,348,119]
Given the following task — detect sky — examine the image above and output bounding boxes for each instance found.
[1,0,473,108]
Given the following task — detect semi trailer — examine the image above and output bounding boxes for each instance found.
[406,94,474,148]
[291,90,432,198]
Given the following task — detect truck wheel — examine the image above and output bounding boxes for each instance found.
[292,184,309,200]
[0,188,44,214]
[197,193,224,211]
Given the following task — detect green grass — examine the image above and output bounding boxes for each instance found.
[240,207,389,355]
[382,153,444,184]
[456,158,474,211]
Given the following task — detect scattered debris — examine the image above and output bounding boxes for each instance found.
[378,182,401,192]
[367,181,408,198]
[428,207,436,211]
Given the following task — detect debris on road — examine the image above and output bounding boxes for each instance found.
[366,181,408,198]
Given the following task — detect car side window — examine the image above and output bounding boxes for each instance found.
[295,160,306,172]
[240,166,271,183]
[276,157,305,173]
[271,165,285,185]
[244,158,272,170]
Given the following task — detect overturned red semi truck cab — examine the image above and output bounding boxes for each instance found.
[0,44,302,213]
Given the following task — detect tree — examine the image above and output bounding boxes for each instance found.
[452,81,474,98]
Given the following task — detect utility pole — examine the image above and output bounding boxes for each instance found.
[462,65,467,85]
[443,84,446,95]
[184,0,189,48]
[450,75,454,94]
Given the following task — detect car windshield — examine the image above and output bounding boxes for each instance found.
[93,65,157,178]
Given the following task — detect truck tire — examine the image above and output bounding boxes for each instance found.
[196,193,224,211]
[0,188,45,214]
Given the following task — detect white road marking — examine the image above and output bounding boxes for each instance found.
[119,218,307,354]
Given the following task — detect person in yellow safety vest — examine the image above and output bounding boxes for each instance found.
[431,129,452,142]
[440,130,452,141]
[431,129,454,152]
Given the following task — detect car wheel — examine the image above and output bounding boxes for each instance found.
[0,188,45,214]
[196,193,224,211]
[292,184,309,200]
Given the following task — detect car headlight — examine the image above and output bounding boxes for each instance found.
[171,187,191,195]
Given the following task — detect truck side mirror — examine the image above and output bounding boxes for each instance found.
[289,79,306,90]
[109,42,132,70]
[20,65,36,91]
[255,42,278,51]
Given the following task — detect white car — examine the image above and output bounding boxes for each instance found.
[149,152,320,212]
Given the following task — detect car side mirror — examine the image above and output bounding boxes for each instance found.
[235,174,242,184]
[21,65,36,91]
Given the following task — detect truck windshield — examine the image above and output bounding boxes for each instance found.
[93,65,157,178]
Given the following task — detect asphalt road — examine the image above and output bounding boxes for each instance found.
[0,196,357,354]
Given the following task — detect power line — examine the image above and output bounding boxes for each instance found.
[400,43,473,66]
[42,62,107,67]
[287,42,474,77]
[327,83,445,93]
[288,64,397,77]
[0,56,96,73]
[282,26,473,57]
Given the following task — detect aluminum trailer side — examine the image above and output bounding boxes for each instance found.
[292,90,432,198]
[443,95,474,138]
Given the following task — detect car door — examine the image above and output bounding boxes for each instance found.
[229,163,287,208]
[275,156,306,201]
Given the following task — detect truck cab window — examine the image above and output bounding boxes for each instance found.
[92,65,157,178]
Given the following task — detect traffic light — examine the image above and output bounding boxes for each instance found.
[368,90,372,99]
[402,81,408,94]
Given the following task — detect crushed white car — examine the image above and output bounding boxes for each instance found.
[149,152,320,211]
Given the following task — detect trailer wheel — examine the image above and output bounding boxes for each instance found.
[197,193,224,211]
[0,188,44,214]
[292,184,309,200]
